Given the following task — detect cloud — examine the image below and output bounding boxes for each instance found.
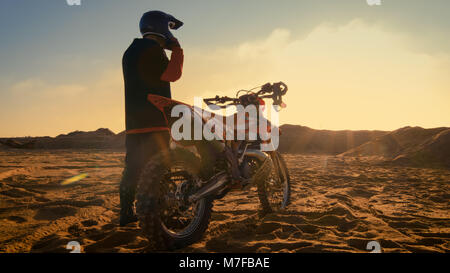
[237,29,291,60]
[179,19,450,130]
[2,18,449,137]
[11,78,87,97]
[1,69,124,137]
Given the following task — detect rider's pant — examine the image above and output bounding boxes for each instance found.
[119,131,170,214]
[119,124,225,214]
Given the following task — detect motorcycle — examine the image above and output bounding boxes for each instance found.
[136,82,291,250]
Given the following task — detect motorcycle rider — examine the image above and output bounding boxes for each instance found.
[120,10,246,227]
[119,11,184,226]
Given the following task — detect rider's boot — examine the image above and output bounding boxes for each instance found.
[223,145,250,189]
[195,140,225,181]
[119,184,138,226]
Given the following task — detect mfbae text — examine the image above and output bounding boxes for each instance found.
[179,257,270,270]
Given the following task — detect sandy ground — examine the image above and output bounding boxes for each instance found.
[0,150,448,253]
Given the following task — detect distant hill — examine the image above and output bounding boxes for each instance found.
[0,125,388,153]
[56,128,115,138]
[278,124,387,155]
[0,128,123,150]
[340,126,450,168]
[1,125,449,168]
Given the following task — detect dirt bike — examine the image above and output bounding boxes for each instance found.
[136,82,291,250]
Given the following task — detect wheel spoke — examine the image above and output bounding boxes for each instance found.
[157,162,201,235]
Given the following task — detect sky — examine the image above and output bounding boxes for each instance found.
[0,0,449,137]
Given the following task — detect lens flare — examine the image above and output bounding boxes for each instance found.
[61,173,89,185]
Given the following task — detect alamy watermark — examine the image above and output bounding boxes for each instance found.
[170,97,280,151]
[366,241,382,253]
[66,241,81,253]
[66,1,381,7]
[366,0,381,6]
[66,0,81,6]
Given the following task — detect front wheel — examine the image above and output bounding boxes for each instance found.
[251,151,291,214]
[136,148,213,250]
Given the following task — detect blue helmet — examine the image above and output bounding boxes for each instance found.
[139,11,183,42]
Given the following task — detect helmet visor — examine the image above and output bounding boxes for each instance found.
[167,16,183,30]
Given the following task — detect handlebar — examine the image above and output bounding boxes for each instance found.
[203,82,288,108]
[203,95,239,105]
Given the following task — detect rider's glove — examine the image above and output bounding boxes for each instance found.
[166,37,181,50]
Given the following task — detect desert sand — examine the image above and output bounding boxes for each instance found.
[0,150,448,253]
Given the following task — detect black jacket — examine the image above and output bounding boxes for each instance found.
[122,38,171,131]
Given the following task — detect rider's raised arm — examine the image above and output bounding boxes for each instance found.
[160,46,184,82]
[131,42,168,84]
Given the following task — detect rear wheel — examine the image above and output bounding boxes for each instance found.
[136,148,213,250]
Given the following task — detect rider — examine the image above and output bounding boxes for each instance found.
[120,10,184,226]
